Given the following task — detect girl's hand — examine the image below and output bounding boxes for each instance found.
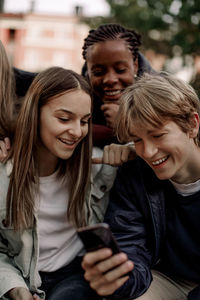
[33,294,42,300]
[8,287,37,300]
[92,143,136,166]
[101,103,119,129]
[0,137,11,162]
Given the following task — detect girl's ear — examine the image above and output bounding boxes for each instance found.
[189,112,200,138]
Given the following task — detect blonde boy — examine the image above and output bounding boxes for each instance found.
[82,73,200,300]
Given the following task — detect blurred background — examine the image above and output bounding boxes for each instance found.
[0,0,200,93]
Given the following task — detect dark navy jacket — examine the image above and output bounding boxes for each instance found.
[104,157,200,300]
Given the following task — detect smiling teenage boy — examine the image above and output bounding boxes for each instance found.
[82,73,200,300]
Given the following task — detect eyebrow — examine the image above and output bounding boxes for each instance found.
[91,61,129,69]
[55,109,91,118]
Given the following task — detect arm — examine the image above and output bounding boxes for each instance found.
[0,164,40,299]
[0,239,30,299]
[83,159,154,298]
[8,288,41,300]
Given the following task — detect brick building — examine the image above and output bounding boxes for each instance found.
[0,12,90,72]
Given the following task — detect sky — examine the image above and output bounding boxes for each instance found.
[4,0,110,16]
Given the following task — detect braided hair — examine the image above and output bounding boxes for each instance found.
[82,23,141,62]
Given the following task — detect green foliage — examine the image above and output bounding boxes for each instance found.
[84,0,200,57]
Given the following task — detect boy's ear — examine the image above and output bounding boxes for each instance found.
[189,112,200,138]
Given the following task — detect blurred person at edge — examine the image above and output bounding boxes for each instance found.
[82,73,200,300]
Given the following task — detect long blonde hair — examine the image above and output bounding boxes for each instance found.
[0,40,15,138]
[6,67,93,230]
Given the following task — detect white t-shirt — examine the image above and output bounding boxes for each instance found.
[170,178,200,196]
[37,171,84,272]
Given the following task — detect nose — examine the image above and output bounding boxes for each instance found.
[103,70,118,86]
[68,121,82,139]
[142,140,158,159]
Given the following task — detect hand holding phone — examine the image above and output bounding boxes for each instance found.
[77,223,120,254]
[80,224,133,296]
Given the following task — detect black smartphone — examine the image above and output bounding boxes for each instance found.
[77,223,120,254]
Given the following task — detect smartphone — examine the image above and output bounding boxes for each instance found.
[77,223,120,254]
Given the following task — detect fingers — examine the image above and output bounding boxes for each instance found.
[102,144,121,166]
[92,144,137,166]
[33,294,42,300]
[128,145,137,160]
[101,103,119,129]
[94,275,129,296]
[0,137,11,162]
[91,260,132,296]
[102,144,133,166]
[92,157,103,164]
[4,137,11,150]
[82,248,112,270]
[86,252,130,278]
[82,249,134,296]
[8,287,33,300]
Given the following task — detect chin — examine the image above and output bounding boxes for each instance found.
[58,151,74,160]
[154,171,172,181]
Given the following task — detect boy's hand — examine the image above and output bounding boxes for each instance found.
[92,143,136,166]
[82,248,134,296]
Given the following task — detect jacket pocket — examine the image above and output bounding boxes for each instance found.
[0,209,33,277]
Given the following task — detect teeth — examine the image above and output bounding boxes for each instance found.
[60,138,75,145]
[104,90,121,96]
[152,157,168,166]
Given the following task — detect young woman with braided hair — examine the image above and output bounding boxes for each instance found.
[82,23,154,147]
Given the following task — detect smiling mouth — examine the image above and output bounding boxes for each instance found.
[104,90,122,96]
[152,156,169,166]
[59,138,77,146]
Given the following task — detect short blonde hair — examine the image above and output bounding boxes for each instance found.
[116,72,200,145]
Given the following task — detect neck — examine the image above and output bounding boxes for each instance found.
[37,147,59,177]
[173,145,200,184]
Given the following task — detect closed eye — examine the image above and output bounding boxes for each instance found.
[133,139,141,143]
[116,68,127,73]
[81,119,90,125]
[92,69,105,76]
[58,117,69,122]
[153,133,165,138]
